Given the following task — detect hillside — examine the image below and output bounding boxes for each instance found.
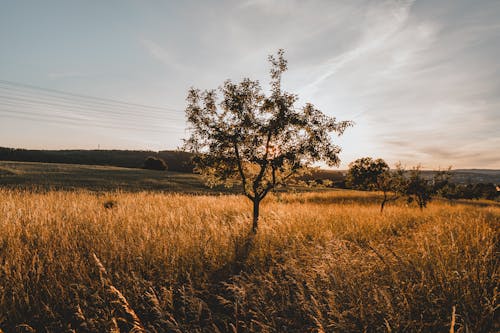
[1,147,499,185]
[0,161,211,193]
[0,147,194,172]
[0,161,341,193]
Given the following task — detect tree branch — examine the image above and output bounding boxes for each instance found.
[253,130,273,196]
[233,139,254,200]
[259,163,277,200]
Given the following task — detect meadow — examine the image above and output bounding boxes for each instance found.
[0,161,209,193]
[0,188,498,332]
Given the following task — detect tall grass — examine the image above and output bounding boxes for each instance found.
[0,189,498,332]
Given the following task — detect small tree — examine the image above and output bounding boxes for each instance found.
[143,156,168,171]
[346,157,390,190]
[432,168,452,193]
[184,50,352,232]
[404,166,431,209]
[404,166,454,209]
[346,157,405,212]
[377,163,407,212]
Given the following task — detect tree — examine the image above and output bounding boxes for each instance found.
[184,50,352,232]
[432,168,451,194]
[346,157,390,190]
[404,166,431,209]
[143,156,168,171]
[346,157,406,212]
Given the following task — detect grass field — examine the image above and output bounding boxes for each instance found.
[0,187,498,332]
[0,161,211,193]
[0,161,331,194]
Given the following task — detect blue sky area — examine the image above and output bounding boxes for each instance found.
[0,0,499,169]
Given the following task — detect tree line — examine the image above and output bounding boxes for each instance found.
[0,147,193,172]
[345,157,498,211]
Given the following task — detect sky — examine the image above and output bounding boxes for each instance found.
[0,0,499,169]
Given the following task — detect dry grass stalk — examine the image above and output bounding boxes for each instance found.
[0,189,497,331]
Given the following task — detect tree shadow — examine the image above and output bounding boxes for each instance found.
[208,229,256,284]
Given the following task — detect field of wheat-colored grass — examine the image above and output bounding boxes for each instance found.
[0,189,498,332]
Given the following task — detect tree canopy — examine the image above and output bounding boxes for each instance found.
[346,157,405,212]
[346,157,390,191]
[184,50,352,231]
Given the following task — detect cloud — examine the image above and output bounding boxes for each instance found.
[48,71,87,79]
[3,0,499,167]
[238,0,301,12]
[140,38,186,72]
[299,0,416,95]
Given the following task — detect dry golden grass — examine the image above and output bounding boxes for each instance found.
[0,189,498,332]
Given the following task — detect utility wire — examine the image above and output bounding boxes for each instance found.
[0,94,181,122]
[0,84,184,120]
[0,79,183,113]
[0,102,184,132]
[0,107,184,134]
[0,79,187,133]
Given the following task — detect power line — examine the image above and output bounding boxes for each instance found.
[0,107,185,134]
[0,93,182,122]
[0,79,189,133]
[0,84,184,120]
[0,102,185,131]
[0,79,184,113]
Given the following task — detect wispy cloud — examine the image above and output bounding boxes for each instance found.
[300,0,416,95]
[48,71,87,79]
[2,0,499,167]
[140,38,185,72]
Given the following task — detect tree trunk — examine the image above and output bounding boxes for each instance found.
[252,199,260,233]
[380,192,387,213]
[380,199,386,213]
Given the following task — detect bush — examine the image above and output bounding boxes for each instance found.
[143,156,168,171]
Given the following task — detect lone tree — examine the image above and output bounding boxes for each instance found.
[184,50,352,232]
[346,157,406,212]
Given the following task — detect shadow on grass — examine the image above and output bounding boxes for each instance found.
[209,230,256,283]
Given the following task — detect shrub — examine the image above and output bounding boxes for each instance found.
[143,156,168,171]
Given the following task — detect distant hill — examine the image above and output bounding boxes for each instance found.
[0,147,498,184]
[420,169,500,184]
[305,169,500,186]
[0,147,194,173]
